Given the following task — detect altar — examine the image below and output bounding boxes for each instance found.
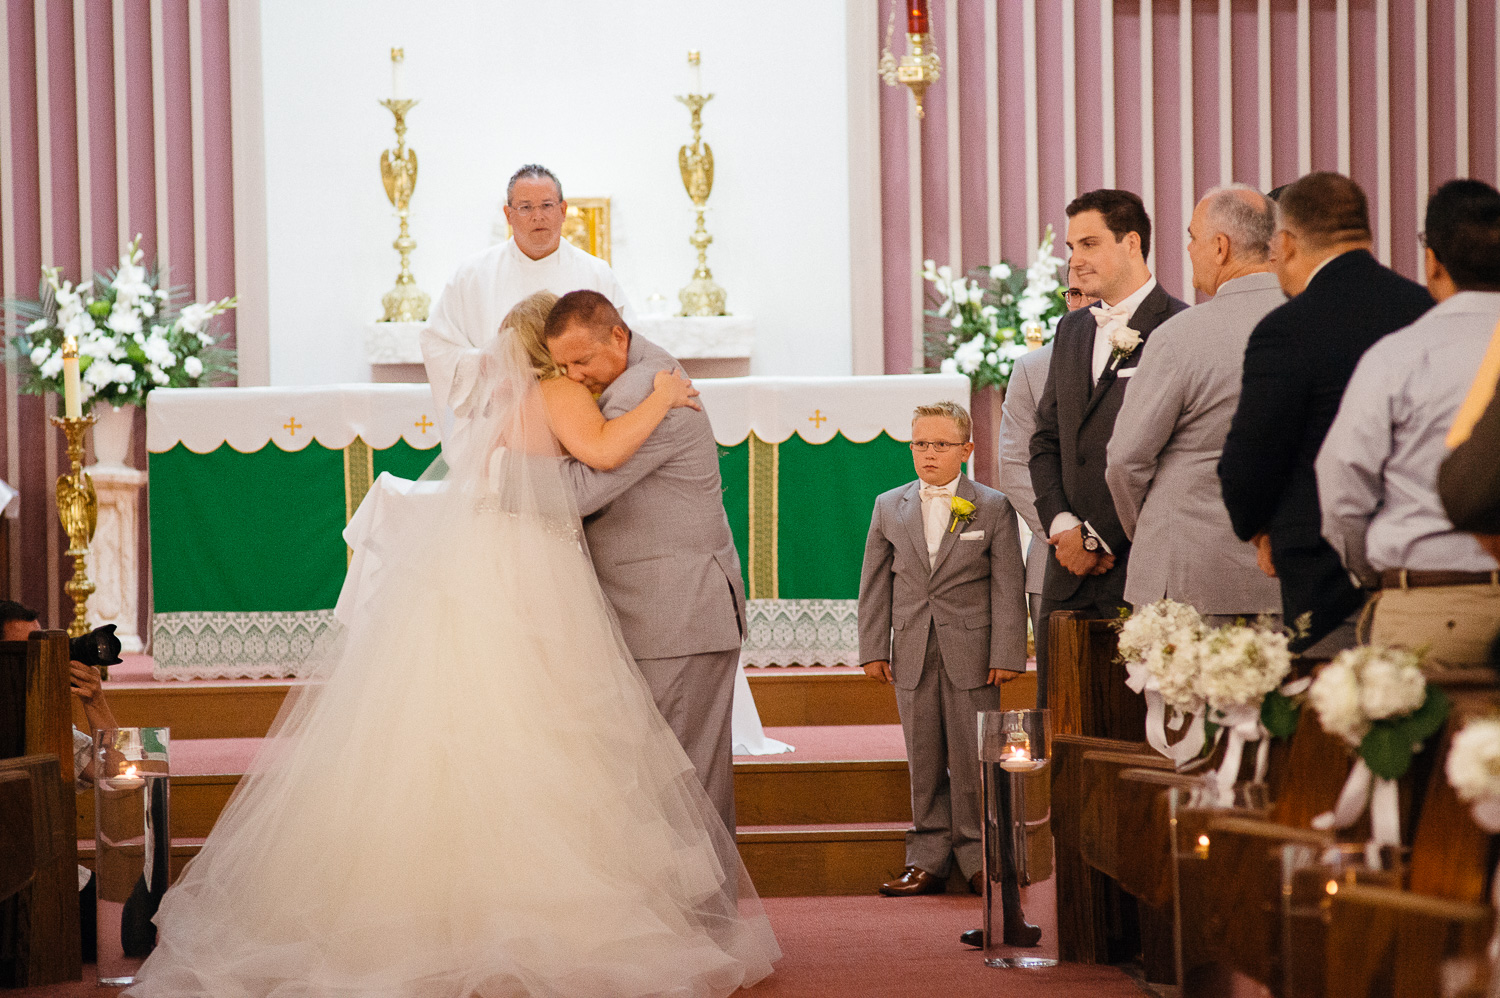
[146,374,968,679]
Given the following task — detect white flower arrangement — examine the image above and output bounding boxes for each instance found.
[1117,598,1210,712]
[1447,718,1500,806]
[9,236,236,412]
[1307,644,1449,779]
[924,226,1068,389]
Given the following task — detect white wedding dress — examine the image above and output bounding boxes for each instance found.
[126,335,780,998]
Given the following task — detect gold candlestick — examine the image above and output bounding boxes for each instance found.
[49,413,98,642]
[676,52,728,317]
[377,48,430,323]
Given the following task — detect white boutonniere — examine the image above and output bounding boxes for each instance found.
[1107,325,1142,368]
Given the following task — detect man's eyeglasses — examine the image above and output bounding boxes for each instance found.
[910,441,965,453]
[1063,289,1089,305]
[510,201,561,218]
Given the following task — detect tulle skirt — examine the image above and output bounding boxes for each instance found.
[125,501,779,998]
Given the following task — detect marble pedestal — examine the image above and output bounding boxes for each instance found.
[85,463,148,653]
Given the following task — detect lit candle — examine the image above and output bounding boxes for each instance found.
[107,764,144,791]
[390,47,405,100]
[688,50,703,95]
[999,731,1035,771]
[907,0,930,35]
[62,336,81,418]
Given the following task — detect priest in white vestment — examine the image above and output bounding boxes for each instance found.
[420,164,634,423]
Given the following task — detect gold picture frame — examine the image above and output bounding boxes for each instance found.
[503,196,612,263]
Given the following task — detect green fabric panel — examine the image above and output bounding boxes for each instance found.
[372,439,441,482]
[149,442,347,613]
[775,432,915,599]
[717,440,750,589]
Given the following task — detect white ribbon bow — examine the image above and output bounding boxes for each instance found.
[1125,662,1207,767]
[1311,759,1403,852]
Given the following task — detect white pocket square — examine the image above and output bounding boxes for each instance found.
[1117,368,1136,378]
[959,530,984,541]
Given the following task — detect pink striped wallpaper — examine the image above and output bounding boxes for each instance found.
[879,0,1500,373]
[1,0,237,632]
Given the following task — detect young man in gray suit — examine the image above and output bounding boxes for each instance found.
[857,402,1035,942]
[545,291,746,835]
[1029,190,1190,706]
[1106,186,1285,624]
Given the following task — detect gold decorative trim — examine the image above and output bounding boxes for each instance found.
[747,433,778,600]
[342,437,374,563]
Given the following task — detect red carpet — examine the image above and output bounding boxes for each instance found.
[12,895,1137,998]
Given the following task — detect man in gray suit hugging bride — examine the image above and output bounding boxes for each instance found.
[857,401,1038,945]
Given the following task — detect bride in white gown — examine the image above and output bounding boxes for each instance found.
[126,293,781,998]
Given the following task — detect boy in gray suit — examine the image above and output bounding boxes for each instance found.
[857,402,1037,943]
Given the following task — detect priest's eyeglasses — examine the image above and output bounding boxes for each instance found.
[510,201,561,217]
[910,441,964,453]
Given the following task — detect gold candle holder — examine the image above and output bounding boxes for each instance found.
[877,6,942,119]
[49,412,99,643]
[675,52,728,317]
[377,48,430,323]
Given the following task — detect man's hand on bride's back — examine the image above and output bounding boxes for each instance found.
[653,368,702,411]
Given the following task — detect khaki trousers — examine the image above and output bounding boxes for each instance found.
[1368,583,1500,668]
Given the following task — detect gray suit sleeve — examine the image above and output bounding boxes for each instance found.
[857,499,896,666]
[1105,337,1185,542]
[998,363,1043,535]
[563,366,677,516]
[1315,350,1395,587]
[988,498,1028,672]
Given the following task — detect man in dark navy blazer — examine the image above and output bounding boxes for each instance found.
[1219,172,1433,654]
[1029,190,1189,706]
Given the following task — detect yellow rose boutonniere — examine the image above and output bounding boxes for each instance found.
[949,496,977,533]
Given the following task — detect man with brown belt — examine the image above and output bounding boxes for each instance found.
[1316,179,1500,668]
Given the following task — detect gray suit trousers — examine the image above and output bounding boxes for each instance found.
[895,624,1003,880]
[635,648,740,835]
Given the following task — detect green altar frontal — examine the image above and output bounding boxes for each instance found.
[146,376,969,679]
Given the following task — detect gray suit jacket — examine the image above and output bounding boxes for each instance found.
[564,334,746,660]
[857,476,1027,691]
[998,344,1052,595]
[1105,271,1285,614]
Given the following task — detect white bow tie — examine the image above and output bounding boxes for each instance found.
[919,485,953,502]
[1093,303,1131,328]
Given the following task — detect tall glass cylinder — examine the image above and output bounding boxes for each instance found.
[1280,841,1406,998]
[93,727,170,987]
[978,708,1058,969]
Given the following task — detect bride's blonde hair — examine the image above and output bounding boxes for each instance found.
[502,291,564,379]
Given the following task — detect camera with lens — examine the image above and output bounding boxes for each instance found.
[70,623,123,668]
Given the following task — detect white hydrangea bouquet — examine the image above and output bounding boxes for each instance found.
[1308,645,1450,847]
[9,236,236,412]
[923,225,1068,389]
[1447,717,1500,833]
[1118,599,1301,803]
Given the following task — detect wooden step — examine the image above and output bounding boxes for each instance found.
[80,826,921,899]
[91,668,1036,737]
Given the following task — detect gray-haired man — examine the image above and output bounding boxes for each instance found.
[1105,186,1286,623]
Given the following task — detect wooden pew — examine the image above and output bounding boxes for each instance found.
[0,632,82,987]
[1049,612,1173,967]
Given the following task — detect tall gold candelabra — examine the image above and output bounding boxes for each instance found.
[49,413,98,640]
[676,52,728,317]
[378,48,430,323]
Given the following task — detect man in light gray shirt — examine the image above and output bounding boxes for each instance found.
[1318,179,1500,669]
[1107,186,1285,623]
[998,342,1053,656]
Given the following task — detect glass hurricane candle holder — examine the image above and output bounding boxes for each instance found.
[978,708,1058,969]
[93,727,171,987]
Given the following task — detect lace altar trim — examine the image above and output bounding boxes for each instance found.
[152,611,340,680]
[741,599,859,667]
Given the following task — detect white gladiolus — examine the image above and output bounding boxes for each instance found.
[939,357,959,375]
[109,303,143,336]
[39,352,63,379]
[1447,718,1500,804]
[183,356,204,378]
[952,336,986,375]
[25,318,48,334]
[29,345,49,366]
[179,303,214,335]
[991,263,1012,280]
[148,364,169,386]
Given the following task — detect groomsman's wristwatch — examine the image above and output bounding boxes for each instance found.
[1080,526,1100,552]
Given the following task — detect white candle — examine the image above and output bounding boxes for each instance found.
[107,764,144,791]
[62,336,81,418]
[391,47,405,100]
[688,50,703,95]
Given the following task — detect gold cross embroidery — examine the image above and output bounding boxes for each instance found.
[808,409,828,429]
[283,417,302,436]
[414,414,434,434]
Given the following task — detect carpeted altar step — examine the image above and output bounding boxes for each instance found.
[75,727,917,842]
[736,823,910,897]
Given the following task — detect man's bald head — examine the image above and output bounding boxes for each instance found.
[1187,184,1277,296]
